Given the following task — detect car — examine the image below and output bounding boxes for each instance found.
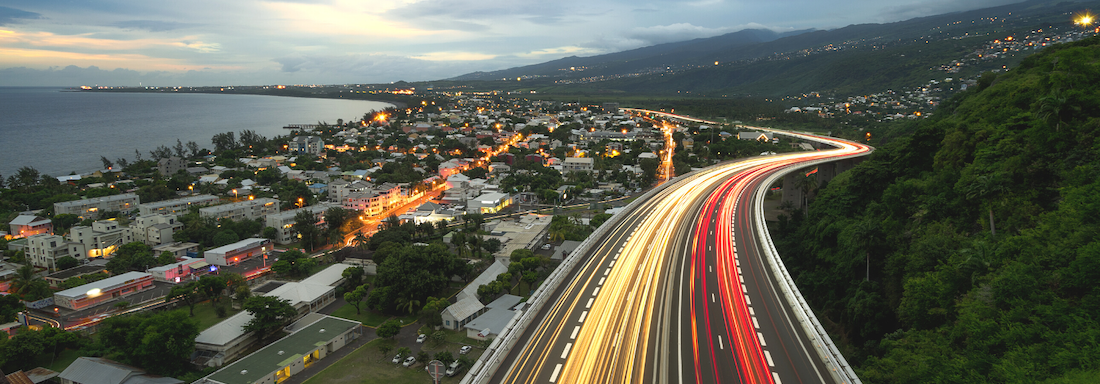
[459,345,473,355]
[446,361,463,376]
[416,333,427,343]
[391,354,402,364]
[402,356,417,367]
[541,244,552,250]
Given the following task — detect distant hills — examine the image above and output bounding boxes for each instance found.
[445,0,1100,97]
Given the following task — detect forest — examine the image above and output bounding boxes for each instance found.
[773,36,1100,383]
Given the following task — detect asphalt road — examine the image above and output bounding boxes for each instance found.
[490,135,870,384]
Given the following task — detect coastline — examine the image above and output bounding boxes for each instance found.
[76,86,410,110]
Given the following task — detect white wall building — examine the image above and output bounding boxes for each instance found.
[199,198,279,222]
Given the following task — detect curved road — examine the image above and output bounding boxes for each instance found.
[491,133,870,384]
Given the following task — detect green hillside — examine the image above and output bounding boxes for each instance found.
[774,36,1100,383]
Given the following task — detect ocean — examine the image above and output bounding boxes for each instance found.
[0,87,392,178]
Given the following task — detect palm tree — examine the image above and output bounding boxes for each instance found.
[1037,89,1069,132]
[10,264,37,297]
[396,295,421,315]
[965,174,1006,237]
[352,232,370,250]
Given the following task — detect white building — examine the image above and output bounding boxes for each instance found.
[8,214,52,239]
[25,234,86,270]
[130,214,182,246]
[68,220,134,259]
[562,157,594,173]
[138,194,221,216]
[204,238,272,266]
[468,192,512,214]
[199,198,279,222]
[290,136,325,156]
[264,203,337,244]
[54,193,140,219]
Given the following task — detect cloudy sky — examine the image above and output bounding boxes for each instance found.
[0,0,1022,86]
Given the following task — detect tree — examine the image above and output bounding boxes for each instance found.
[1,327,44,371]
[156,251,176,265]
[243,296,298,343]
[419,296,449,327]
[343,285,368,314]
[0,294,24,323]
[166,282,200,316]
[55,256,79,270]
[173,139,186,158]
[342,266,365,288]
[98,311,198,376]
[352,232,370,250]
[434,350,455,365]
[197,275,227,303]
[211,132,237,152]
[294,210,321,252]
[324,207,352,245]
[186,140,201,158]
[378,344,393,360]
[100,156,114,171]
[416,350,430,366]
[377,319,402,339]
[271,248,316,278]
[262,226,279,240]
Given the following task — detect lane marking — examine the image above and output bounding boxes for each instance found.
[738,267,743,275]
[758,332,767,347]
[550,364,563,382]
[752,317,760,329]
[745,295,752,305]
[742,284,747,292]
[773,372,783,384]
[765,350,775,367]
[592,287,600,296]
[749,307,755,316]
[718,335,724,350]
[604,268,610,276]
[739,275,744,283]
[598,277,605,285]
[711,293,715,303]
[561,343,572,359]
[579,311,588,322]
[709,266,713,273]
[609,260,616,268]
[570,326,580,339]
[586,298,594,309]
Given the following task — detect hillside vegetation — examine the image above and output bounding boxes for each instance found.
[775,36,1100,383]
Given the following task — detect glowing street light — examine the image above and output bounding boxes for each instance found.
[1075,11,1095,28]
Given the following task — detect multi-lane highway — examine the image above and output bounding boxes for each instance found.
[487,132,870,384]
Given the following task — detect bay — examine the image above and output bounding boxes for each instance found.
[0,87,392,178]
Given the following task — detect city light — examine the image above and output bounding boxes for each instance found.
[1075,11,1095,28]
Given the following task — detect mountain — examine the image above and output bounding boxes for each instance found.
[447,0,1100,97]
[451,28,814,81]
[774,35,1100,382]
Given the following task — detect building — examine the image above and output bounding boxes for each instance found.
[197,314,361,384]
[204,238,271,267]
[157,156,188,177]
[69,220,134,259]
[129,214,182,246]
[152,242,200,259]
[264,203,336,244]
[54,194,140,220]
[342,183,401,217]
[738,131,776,143]
[44,261,107,288]
[193,264,355,367]
[562,157,594,173]
[199,198,279,222]
[53,272,154,310]
[441,296,485,331]
[8,214,52,239]
[468,192,512,214]
[149,258,213,283]
[58,357,181,384]
[289,136,324,156]
[463,294,523,340]
[25,234,86,270]
[138,194,221,216]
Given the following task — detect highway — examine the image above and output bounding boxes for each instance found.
[488,132,870,384]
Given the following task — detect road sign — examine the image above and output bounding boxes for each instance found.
[427,360,445,382]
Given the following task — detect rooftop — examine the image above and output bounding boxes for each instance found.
[204,316,360,384]
[55,272,151,299]
[54,193,139,208]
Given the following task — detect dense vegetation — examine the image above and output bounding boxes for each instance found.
[774,36,1100,383]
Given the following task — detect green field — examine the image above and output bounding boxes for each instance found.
[302,331,484,384]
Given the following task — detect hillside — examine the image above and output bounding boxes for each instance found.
[773,35,1100,383]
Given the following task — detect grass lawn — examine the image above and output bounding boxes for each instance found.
[188,300,243,331]
[330,305,399,328]
[302,335,483,384]
[37,347,83,372]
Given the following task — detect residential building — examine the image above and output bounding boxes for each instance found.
[157,156,188,177]
[69,220,134,259]
[290,136,324,156]
[562,157,594,173]
[152,242,200,259]
[44,261,107,288]
[264,203,336,245]
[58,357,181,384]
[138,194,221,216]
[130,214,182,246]
[53,272,154,310]
[53,193,140,220]
[25,234,86,270]
[8,214,52,239]
[342,183,402,217]
[442,296,485,331]
[197,314,361,384]
[738,131,776,142]
[199,198,279,222]
[204,238,271,266]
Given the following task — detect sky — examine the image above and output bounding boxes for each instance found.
[0,0,1024,87]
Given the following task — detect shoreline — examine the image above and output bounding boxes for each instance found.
[75,86,410,110]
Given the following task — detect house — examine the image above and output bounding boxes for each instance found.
[441,296,485,331]
[151,242,200,259]
[198,198,279,222]
[463,294,523,340]
[25,234,85,270]
[57,357,181,384]
[196,314,361,384]
[264,203,336,245]
[8,215,52,239]
[204,238,271,267]
[737,131,775,143]
[562,157,594,173]
[289,136,324,156]
[468,192,512,215]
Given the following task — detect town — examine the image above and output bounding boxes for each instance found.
[0,94,801,383]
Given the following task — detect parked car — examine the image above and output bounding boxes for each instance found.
[402,356,417,367]
[446,361,464,376]
[392,354,403,364]
[459,345,473,355]
[416,333,427,343]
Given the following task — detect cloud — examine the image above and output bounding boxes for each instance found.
[625,23,730,46]
[110,20,202,32]
[385,0,596,25]
[175,40,221,53]
[271,53,489,82]
[0,6,42,25]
